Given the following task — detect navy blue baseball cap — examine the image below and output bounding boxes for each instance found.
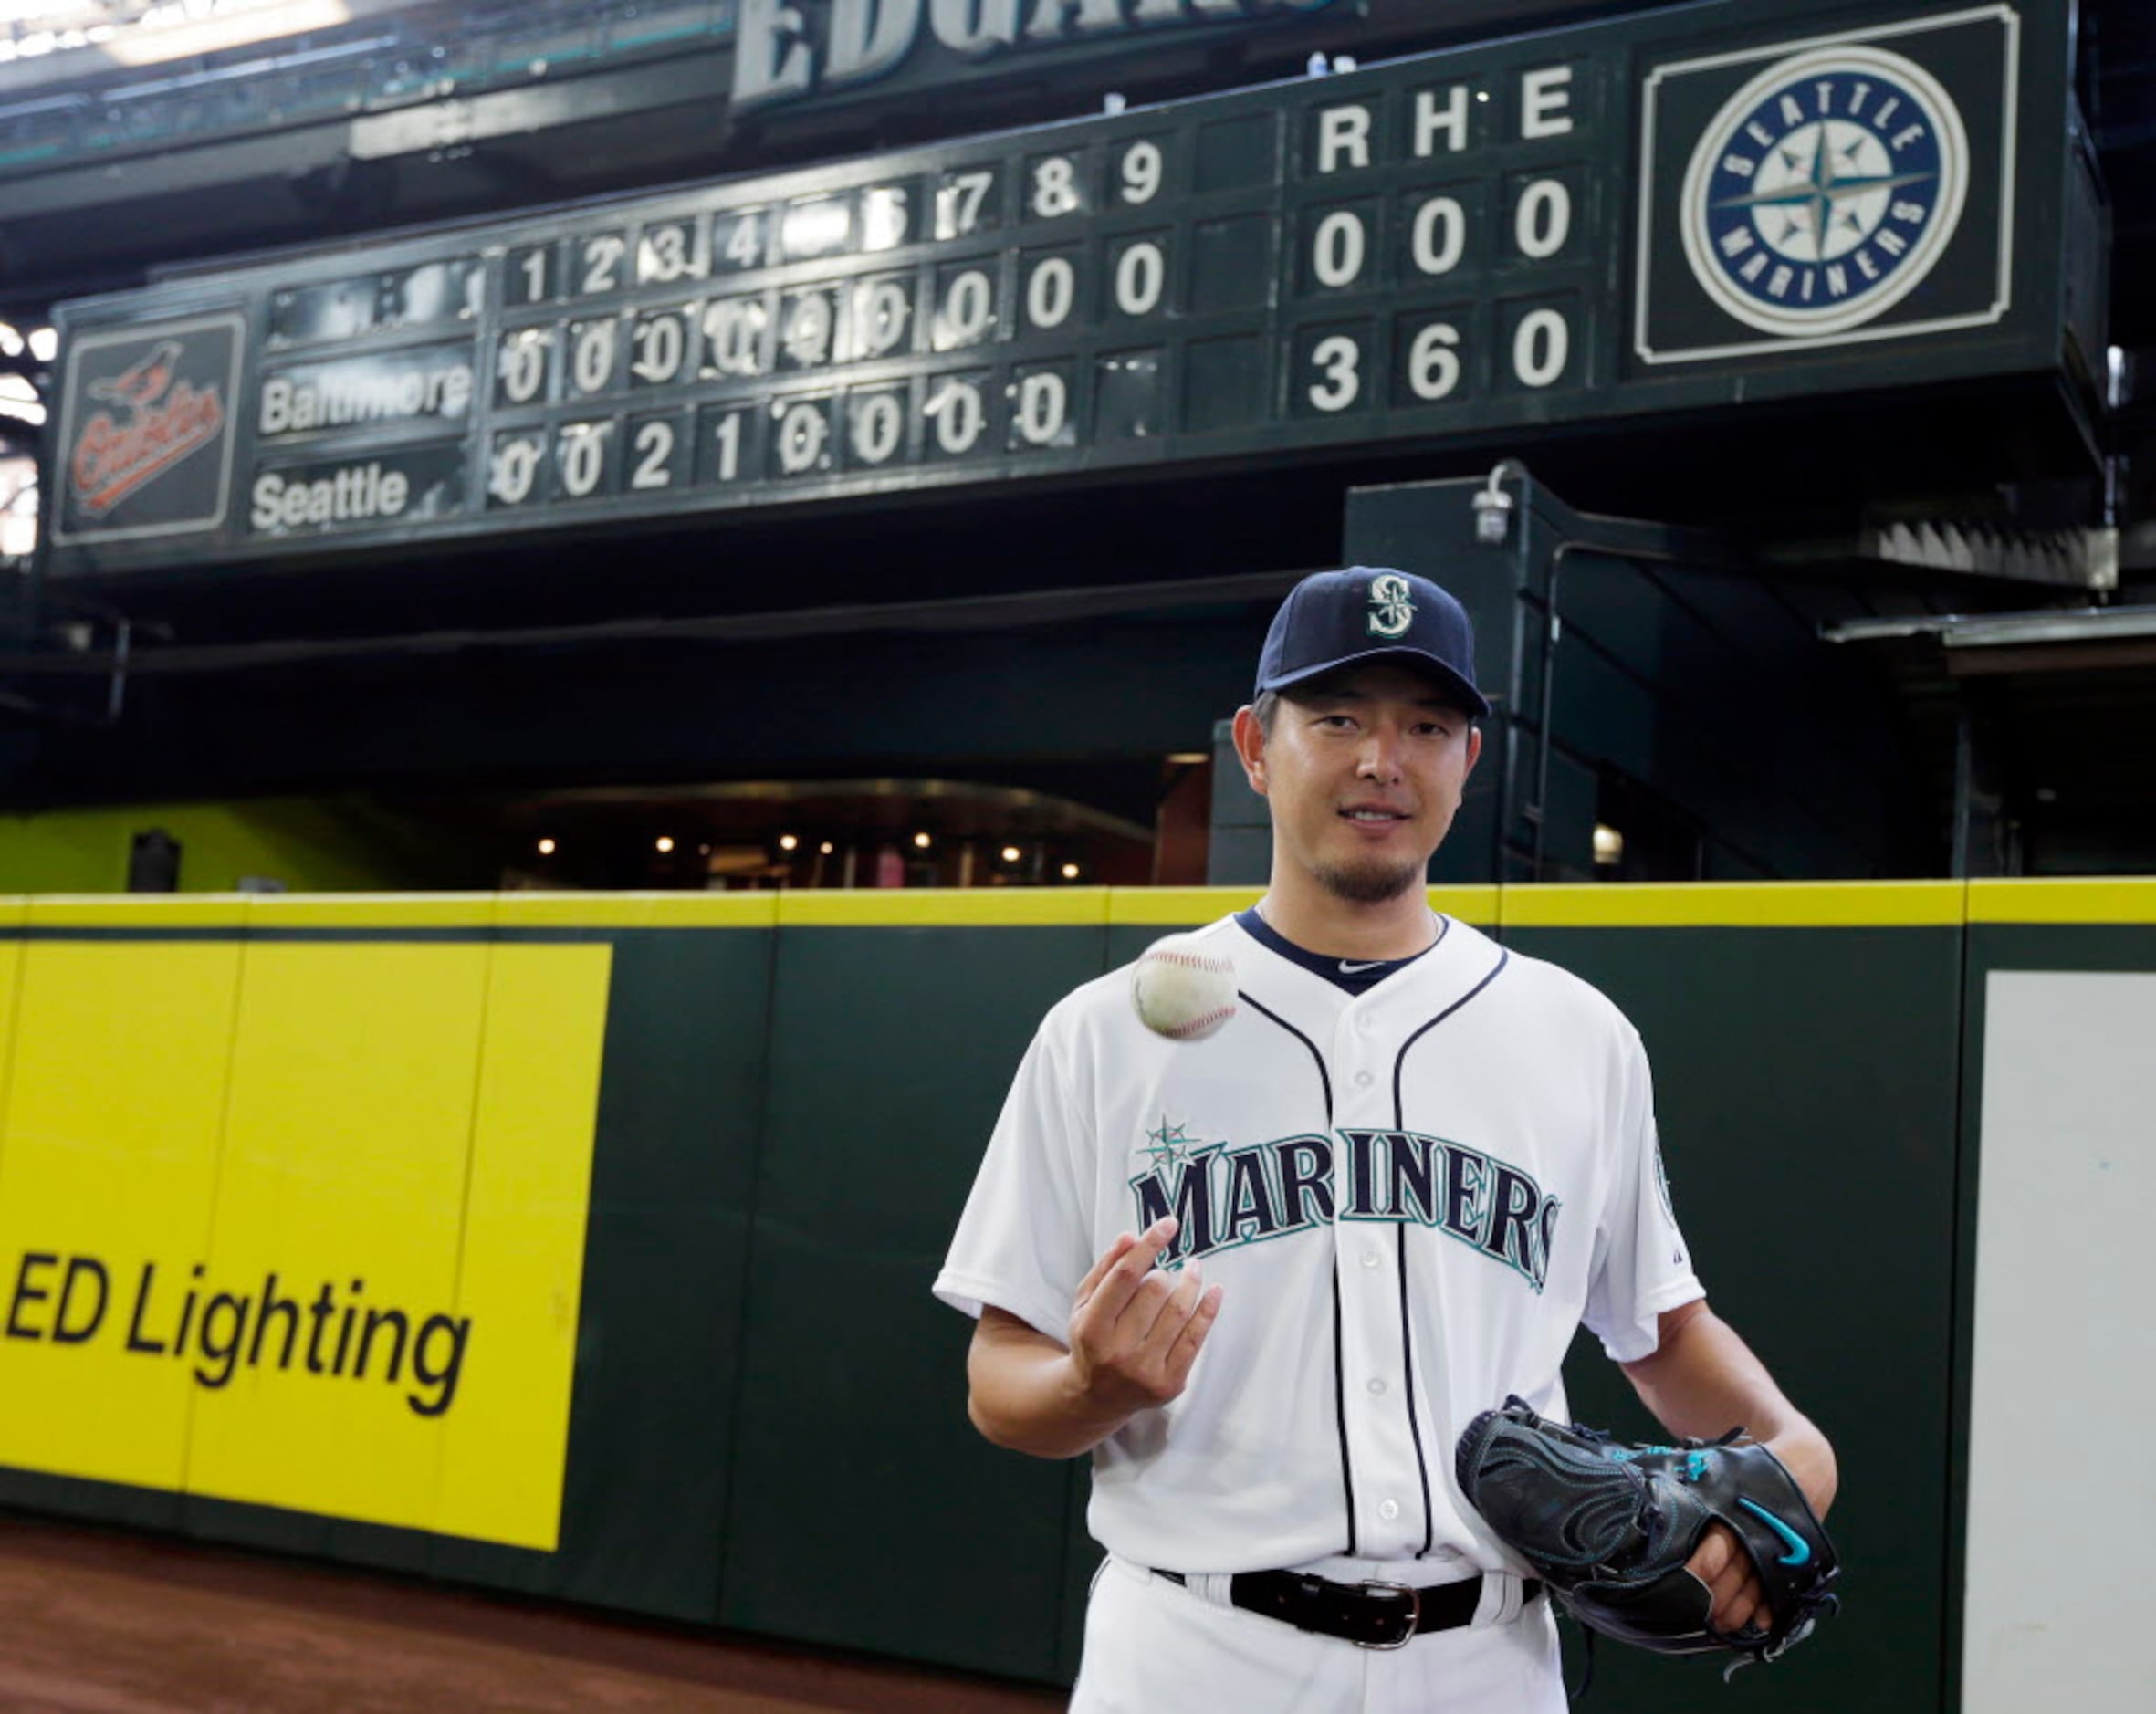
[1254,567,1491,716]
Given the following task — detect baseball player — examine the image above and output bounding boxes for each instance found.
[935,567,1838,1711]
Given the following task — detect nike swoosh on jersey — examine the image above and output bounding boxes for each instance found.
[1338,960,1385,975]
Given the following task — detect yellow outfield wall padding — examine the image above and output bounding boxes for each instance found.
[0,881,2151,936]
[435,944,612,1551]
[24,895,256,930]
[1500,881,1970,929]
[0,931,18,1153]
[0,897,24,1169]
[245,894,499,930]
[777,888,1113,928]
[0,937,610,1552]
[1108,887,1266,926]
[1429,886,1502,927]
[183,943,495,1530]
[1102,887,1499,927]
[492,892,779,930]
[1966,879,2156,924]
[0,940,246,1491]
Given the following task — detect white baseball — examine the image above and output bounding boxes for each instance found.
[1130,935,1238,1042]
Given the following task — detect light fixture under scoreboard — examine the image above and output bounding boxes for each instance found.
[40,0,2075,580]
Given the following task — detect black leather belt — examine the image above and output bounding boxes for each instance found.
[1153,1568,1543,1651]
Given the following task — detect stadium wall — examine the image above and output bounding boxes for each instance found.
[0,880,2144,1713]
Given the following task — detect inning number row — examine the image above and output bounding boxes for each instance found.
[499,141,1175,306]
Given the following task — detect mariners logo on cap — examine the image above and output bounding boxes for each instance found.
[1680,43,1967,339]
[1366,574,1415,640]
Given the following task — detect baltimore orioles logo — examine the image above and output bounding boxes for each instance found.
[68,339,227,516]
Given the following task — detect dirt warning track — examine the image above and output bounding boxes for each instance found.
[0,1514,1062,1713]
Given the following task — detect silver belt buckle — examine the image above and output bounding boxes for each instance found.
[1356,1580,1421,1650]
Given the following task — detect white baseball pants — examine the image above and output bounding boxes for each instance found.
[1070,1556,1567,1714]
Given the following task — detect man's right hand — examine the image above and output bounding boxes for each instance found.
[965,1216,1224,1458]
[1065,1217,1224,1419]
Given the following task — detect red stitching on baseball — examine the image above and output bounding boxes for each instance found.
[1163,1004,1235,1039]
[1146,948,1231,972]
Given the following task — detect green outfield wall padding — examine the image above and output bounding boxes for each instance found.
[720,924,1110,1681]
[1512,925,1965,1714]
[0,1468,183,1536]
[544,929,774,1622]
[1,883,2151,1709]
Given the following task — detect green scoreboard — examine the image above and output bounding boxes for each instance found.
[43,0,2088,577]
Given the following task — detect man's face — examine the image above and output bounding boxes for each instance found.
[1234,662,1482,904]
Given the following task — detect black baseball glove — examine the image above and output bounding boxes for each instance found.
[1455,1396,1839,1675]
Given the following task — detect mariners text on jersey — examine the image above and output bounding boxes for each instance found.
[1129,1128,1560,1293]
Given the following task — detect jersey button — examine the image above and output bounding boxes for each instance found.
[1360,1250,1380,1270]
[1354,1071,1374,1089]
[1366,1378,1387,1395]
[1378,1500,1400,1521]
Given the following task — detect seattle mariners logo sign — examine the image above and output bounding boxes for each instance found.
[1635,8,2017,366]
[1682,46,1966,338]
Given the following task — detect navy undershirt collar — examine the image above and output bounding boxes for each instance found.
[1236,907,1446,995]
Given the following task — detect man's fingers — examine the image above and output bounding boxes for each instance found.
[1708,1561,1749,1622]
[1145,1261,1208,1344]
[1073,1231,1137,1303]
[1690,1524,1766,1636]
[1083,1218,1177,1326]
[1117,1262,1182,1345]
[1710,1553,1749,1604]
[1066,1224,1214,1412]
[1684,1525,1769,1636]
[1714,1570,1765,1637]
[1166,1283,1224,1381]
[1083,1217,1175,1285]
[1686,1525,1737,1586]
[1147,1267,1217,1377]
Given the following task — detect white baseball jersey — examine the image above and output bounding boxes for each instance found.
[935,910,1702,1577]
